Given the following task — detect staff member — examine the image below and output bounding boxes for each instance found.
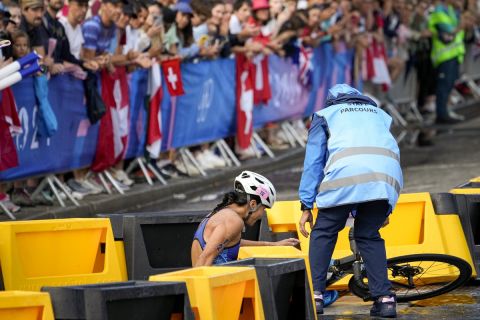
[298,84,403,318]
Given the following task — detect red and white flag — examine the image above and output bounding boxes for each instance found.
[92,68,129,172]
[236,54,254,149]
[146,61,163,159]
[0,88,21,171]
[161,58,185,96]
[298,46,314,87]
[251,54,271,105]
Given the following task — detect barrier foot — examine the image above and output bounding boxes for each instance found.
[280,122,297,147]
[395,130,408,144]
[103,171,125,194]
[180,148,207,177]
[253,132,275,159]
[97,173,113,194]
[46,176,66,207]
[215,140,232,167]
[218,139,241,167]
[466,78,480,99]
[125,158,153,186]
[408,129,421,146]
[409,102,424,124]
[30,175,79,207]
[285,121,306,147]
[383,102,408,128]
[250,140,263,159]
[138,158,154,186]
[0,201,16,220]
[146,162,168,186]
[51,175,80,207]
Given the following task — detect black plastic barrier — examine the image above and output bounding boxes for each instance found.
[97,211,270,280]
[452,194,480,279]
[224,258,316,320]
[42,281,194,320]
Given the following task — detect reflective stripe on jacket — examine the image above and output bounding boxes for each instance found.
[299,84,403,214]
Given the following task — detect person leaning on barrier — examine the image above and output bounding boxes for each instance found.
[191,171,299,267]
[298,84,403,318]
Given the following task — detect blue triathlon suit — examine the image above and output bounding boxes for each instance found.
[193,216,241,265]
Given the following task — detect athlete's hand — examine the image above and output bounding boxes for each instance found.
[274,238,300,246]
[299,210,313,238]
[381,217,390,228]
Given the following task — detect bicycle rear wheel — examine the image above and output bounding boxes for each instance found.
[348,254,472,302]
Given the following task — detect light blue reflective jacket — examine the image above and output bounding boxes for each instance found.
[299,84,403,214]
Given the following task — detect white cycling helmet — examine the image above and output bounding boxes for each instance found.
[234,171,276,208]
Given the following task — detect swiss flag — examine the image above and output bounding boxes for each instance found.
[0,88,21,171]
[161,58,184,96]
[146,61,163,159]
[91,68,129,172]
[250,54,271,105]
[236,54,254,149]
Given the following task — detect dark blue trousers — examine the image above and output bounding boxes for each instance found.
[435,58,460,120]
[309,200,392,297]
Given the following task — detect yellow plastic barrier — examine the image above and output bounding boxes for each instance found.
[0,291,54,320]
[150,266,264,320]
[449,176,480,194]
[237,246,317,319]
[0,218,127,291]
[114,240,128,281]
[267,193,477,286]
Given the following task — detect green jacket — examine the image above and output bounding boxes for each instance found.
[428,4,465,67]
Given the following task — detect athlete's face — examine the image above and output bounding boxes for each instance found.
[244,202,266,226]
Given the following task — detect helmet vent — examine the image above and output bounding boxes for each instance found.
[254,177,264,184]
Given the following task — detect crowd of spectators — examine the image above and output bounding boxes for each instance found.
[0,0,479,213]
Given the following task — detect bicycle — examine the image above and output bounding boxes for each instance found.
[326,229,473,302]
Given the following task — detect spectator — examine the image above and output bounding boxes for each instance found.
[59,0,88,61]
[81,0,122,64]
[58,0,104,197]
[19,0,52,67]
[164,2,197,59]
[77,0,125,194]
[6,3,21,27]
[123,1,148,54]
[409,0,435,113]
[229,0,265,56]
[5,3,20,34]
[44,0,98,74]
[140,1,163,58]
[8,30,53,207]
[190,0,220,58]
[247,0,283,54]
[428,0,467,123]
[222,0,233,36]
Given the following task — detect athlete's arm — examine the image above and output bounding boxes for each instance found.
[240,238,300,247]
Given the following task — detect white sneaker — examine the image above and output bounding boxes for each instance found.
[174,160,200,176]
[80,179,103,195]
[111,169,134,187]
[62,185,84,201]
[195,151,215,170]
[275,130,289,144]
[204,149,226,168]
[236,145,257,160]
